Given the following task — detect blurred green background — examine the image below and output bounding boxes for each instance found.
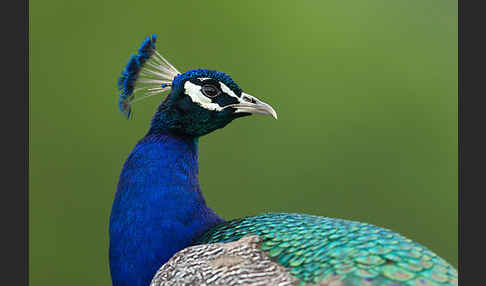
[30,0,457,285]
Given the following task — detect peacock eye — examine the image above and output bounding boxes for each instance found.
[201,84,220,98]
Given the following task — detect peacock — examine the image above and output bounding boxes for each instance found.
[109,35,458,286]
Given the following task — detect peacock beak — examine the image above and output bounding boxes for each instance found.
[225,93,278,119]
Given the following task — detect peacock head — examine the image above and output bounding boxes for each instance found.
[117,34,277,137]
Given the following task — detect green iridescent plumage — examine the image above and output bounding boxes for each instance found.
[195,213,458,286]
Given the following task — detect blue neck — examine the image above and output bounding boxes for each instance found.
[109,129,224,286]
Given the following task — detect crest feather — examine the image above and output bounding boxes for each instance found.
[117,34,180,119]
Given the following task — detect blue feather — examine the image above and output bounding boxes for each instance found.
[117,34,158,119]
[109,132,223,286]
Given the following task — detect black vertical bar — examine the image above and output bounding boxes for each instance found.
[1,0,29,285]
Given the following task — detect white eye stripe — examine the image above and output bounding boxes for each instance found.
[184,81,224,111]
[219,82,239,99]
[184,80,244,112]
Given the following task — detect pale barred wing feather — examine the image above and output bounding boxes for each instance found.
[150,236,302,286]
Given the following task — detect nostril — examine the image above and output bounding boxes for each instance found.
[243,96,255,104]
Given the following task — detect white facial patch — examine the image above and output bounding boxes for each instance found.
[219,82,239,99]
[183,80,245,112]
[184,81,225,111]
